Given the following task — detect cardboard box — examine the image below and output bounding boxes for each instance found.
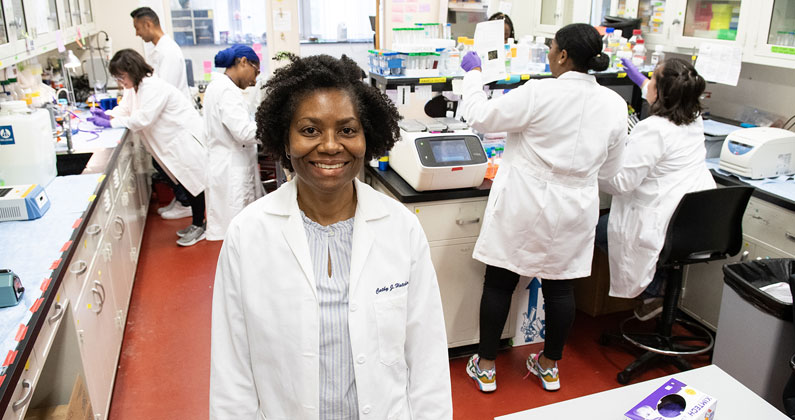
[24,405,68,420]
[23,375,92,420]
[511,276,545,347]
[624,378,717,420]
[65,375,93,420]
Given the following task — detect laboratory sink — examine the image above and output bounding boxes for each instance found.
[56,152,94,176]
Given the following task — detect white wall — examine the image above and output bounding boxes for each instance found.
[179,42,373,84]
[701,61,795,125]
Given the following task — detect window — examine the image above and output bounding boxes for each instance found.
[171,0,374,46]
[299,0,376,41]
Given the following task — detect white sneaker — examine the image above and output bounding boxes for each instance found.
[157,198,177,215]
[176,225,205,246]
[161,202,192,220]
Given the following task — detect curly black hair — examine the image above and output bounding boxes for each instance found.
[256,54,401,171]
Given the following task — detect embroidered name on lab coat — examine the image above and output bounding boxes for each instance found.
[375,281,409,294]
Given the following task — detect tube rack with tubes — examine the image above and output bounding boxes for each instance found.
[368,49,407,76]
[774,31,795,47]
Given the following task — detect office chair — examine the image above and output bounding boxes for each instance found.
[600,186,754,385]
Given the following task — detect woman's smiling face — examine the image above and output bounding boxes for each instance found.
[288,88,366,195]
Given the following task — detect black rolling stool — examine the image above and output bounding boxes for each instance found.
[601,186,754,384]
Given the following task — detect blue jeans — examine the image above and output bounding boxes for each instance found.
[595,213,667,299]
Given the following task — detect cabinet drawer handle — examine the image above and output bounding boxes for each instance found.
[94,280,106,303]
[91,288,104,313]
[69,260,87,275]
[786,232,795,243]
[49,302,65,324]
[113,216,126,239]
[456,217,481,226]
[12,379,33,411]
[86,223,102,236]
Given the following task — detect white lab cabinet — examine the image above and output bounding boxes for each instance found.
[532,0,592,38]
[0,0,97,68]
[2,131,152,420]
[367,175,516,348]
[667,0,755,50]
[745,0,795,67]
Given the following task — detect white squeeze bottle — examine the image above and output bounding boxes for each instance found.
[651,45,665,68]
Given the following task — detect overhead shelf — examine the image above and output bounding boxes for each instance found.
[448,1,488,13]
[368,70,648,114]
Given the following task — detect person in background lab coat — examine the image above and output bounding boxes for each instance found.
[90,49,207,247]
[210,54,452,420]
[458,23,627,393]
[596,58,715,317]
[203,45,263,241]
[130,6,195,220]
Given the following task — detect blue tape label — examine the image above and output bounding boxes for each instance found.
[0,125,14,145]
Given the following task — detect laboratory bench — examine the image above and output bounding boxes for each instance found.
[369,70,648,114]
[364,155,795,346]
[0,126,152,419]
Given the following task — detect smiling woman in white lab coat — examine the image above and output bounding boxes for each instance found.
[90,49,206,246]
[597,58,715,304]
[458,23,627,393]
[210,54,452,420]
[203,45,264,241]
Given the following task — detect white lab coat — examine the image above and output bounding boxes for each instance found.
[147,33,191,101]
[460,70,628,279]
[110,76,206,196]
[600,116,716,298]
[210,179,452,420]
[203,73,264,241]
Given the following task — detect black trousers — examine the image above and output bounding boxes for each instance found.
[478,265,576,361]
[187,191,205,227]
[152,158,191,207]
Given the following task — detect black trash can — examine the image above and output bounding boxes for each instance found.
[714,258,795,414]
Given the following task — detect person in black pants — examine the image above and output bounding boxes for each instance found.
[458,23,626,393]
[477,265,575,383]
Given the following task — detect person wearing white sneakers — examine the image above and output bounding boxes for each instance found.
[129,7,195,222]
[92,49,207,247]
[459,23,628,393]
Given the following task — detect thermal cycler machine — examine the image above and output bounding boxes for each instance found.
[0,184,50,222]
[389,118,488,191]
[719,127,795,179]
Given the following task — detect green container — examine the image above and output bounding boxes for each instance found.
[717,29,737,41]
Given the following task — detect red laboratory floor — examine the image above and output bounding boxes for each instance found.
[108,199,706,420]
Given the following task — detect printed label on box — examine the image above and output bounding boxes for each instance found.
[625,378,716,420]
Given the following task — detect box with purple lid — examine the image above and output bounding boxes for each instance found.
[624,378,716,420]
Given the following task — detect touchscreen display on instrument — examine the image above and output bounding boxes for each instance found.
[429,139,471,163]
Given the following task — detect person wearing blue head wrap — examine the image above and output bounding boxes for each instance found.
[203,44,264,240]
